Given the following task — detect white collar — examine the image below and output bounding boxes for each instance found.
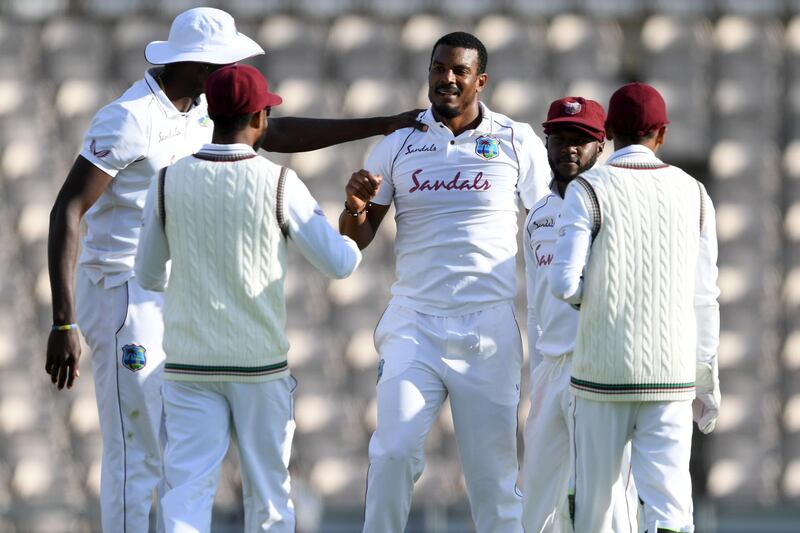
[606,144,656,163]
[198,143,256,155]
[144,68,202,118]
[421,101,494,138]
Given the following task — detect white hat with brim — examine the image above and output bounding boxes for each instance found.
[145,7,265,65]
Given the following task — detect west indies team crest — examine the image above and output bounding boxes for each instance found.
[121,344,147,372]
[475,135,500,160]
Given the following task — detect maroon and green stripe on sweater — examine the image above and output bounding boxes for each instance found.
[570,377,695,396]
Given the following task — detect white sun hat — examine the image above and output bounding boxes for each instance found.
[145,7,264,65]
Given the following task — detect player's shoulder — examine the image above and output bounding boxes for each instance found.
[91,78,154,132]
[486,107,538,140]
[529,191,560,217]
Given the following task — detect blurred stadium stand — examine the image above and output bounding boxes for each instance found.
[2,0,800,531]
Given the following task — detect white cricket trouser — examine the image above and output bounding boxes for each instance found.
[76,268,166,533]
[363,302,523,533]
[573,398,694,533]
[522,355,639,533]
[161,377,297,533]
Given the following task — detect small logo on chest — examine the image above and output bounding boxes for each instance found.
[531,217,554,230]
[404,143,437,155]
[158,127,182,143]
[475,135,500,160]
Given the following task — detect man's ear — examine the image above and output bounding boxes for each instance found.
[655,125,668,147]
[476,72,488,93]
[249,110,264,129]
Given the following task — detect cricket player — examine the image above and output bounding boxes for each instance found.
[522,96,640,533]
[45,7,423,532]
[340,32,550,532]
[134,64,362,533]
[550,83,721,533]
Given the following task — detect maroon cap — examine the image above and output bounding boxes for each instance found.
[542,97,606,142]
[606,82,669,137]
[205,64,282,119]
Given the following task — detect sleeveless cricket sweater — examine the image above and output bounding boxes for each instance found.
[570,157,703,401]
[160,149,290,383]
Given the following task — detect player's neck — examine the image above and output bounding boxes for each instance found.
[433,103,482,137]
[156,68,198,113]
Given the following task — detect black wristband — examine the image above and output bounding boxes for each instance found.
[344,201,368,217]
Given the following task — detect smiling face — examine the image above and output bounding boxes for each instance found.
[427,45,487,120]
[546,126,604,184]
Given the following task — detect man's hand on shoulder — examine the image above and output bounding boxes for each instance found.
[382,109,428,135]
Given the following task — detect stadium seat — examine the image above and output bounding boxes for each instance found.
[257,16,328,81]
[714,15,783,79]
[294,0,359,20]
[489,78,553,133]
[0,19,39,79]
[474,15,546,81]
[401,14,473,78]
[506,0,576,17]
[641,15,713,87]
[111,17,171,86]
[650,0,712,15]
[716,0,785,16]
[437,0,498,19]
[366,0,431,19]
[547,15,623,83]
[78,0,145,19]
[223,0,285,18]
[328,15,402,81]
[578,0,644,18]
[40,17,108,84]
[4,0,68,21]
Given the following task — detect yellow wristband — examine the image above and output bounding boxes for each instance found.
[52,323,78,332]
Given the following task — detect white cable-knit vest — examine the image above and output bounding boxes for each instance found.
[570,159,703,401]
[160,151,289,383]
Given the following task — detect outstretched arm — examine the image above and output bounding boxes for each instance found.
[263,110,426,153]
[46,156,112,390]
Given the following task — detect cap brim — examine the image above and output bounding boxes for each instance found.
[264,93,282,107]
[144,33,265,65]
[542,118,605,141]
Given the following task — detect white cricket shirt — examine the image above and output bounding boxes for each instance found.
[523,185,580,372]
[369,103,550,316]
[78,68,213,288]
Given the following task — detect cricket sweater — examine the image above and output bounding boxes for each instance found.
[568,153,705,401]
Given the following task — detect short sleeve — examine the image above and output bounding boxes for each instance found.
[79,102,148,178]
[365,133,399,206]
[516,124,551,210]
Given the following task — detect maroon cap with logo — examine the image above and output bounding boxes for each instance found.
[205,64,282,119]
[542,97,606,142]
[605,82,669,137]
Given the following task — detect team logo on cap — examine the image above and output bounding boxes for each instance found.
[475,135,500,160]
[564,101,582,115]
[121,344,147,372]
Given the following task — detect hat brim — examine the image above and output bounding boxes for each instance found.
[144,33,265,65]
[542,118,605,142]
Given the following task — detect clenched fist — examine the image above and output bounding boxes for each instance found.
[345,169,382,214]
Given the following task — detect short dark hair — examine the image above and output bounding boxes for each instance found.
[210,113,253,136]
[430,32,488,74]
[611,129,658,147]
